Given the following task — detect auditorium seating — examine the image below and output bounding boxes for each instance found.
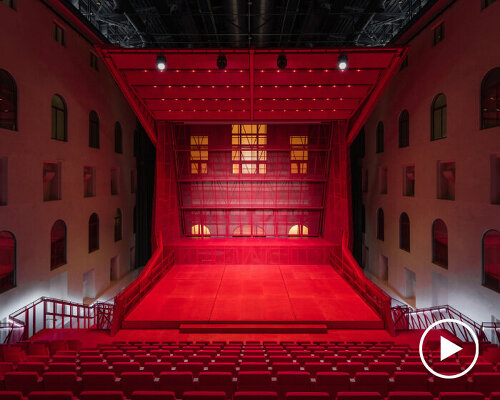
[0,339,499,399]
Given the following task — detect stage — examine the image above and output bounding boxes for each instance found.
[123,264,383,330]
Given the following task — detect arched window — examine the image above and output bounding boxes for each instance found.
[432,219,448,268]
[483,230,500,293]
[191,224,210,237]
[233,225,265,236]
[398,110,410,148]
[114,209,122,242]
[431,93,447,140]
[0,231,16,293]
[481,68,500,129]
[377,208,384,241]
[89,213,99,253]
[89,111,100,148]
[399,212,410,252]
[0,69,17,131]
[51,94,67,141]
[289,225,308,237]
[376,121,384,153]
[50,220,67,270]
[114,122,123,154]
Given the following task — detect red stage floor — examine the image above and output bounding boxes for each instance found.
[123,264,383,329]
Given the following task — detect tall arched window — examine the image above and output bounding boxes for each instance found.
[0,231,16,293]
[50,220,67,270]
[399,212,410,252]
[376,121,384,153]
[114,209,122,242]
[483,229,500,293]
[377,208,384,241]
[191,224,210,237]
[432,219,448,268]
[0,69,17,131]
[398,110,410,148]
[481,68,500,129]
[51,94,67,141]
[89,213,99,253]
[431,93,447,140]
[89,111,100,148]
[114,122,122,154]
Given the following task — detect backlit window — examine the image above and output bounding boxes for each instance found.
[290,136,308,174]
[190,136,208,174]
[232,124,267,174]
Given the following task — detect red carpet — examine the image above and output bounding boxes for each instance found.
[123,264,383,330]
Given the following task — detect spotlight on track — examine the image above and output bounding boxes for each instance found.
[277,54,287,70]
[217,54,227,70]
[156,55,166,71]
[337,54,348,70]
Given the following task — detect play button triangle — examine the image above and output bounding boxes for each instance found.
[440,336,463,361]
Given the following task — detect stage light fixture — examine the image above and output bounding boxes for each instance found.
[337,54,348,70]
[277,54,287,69]
[156,55,166,71]
[217,54,227,70]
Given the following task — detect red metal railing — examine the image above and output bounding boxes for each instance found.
[391,304,489,343]
[5,297,113,343]
[481,322,500,344]
[330,235,394,335]
[111,239,175,336]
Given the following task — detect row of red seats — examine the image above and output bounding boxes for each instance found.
[0,370,498,397]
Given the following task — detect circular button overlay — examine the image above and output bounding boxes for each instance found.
[418,318,479,379]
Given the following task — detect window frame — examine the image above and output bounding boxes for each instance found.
[0,69,17,131]
[114,122,123,154]
[432,218,448,268]
[50,219,67,270]
[114,209,122,242]
[398,110,410,148]
[376,121,384,153]
[89,110,100,148]
[431,93,447,140]
[88,213,99,253]
[399,212,410,252]
[0,230,16,294]
[432,22,445,46]
[51,94,67,141]
[377,208,384,241]
[52,22,65,46]
[482,229,500,293]
[481,68,500,130]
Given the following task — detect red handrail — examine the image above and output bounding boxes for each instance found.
[329,235,394,336]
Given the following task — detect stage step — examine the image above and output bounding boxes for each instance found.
[179,323,328,333]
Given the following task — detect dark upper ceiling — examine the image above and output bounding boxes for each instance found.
[66,0,436,48]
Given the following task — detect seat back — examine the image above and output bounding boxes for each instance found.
[43,372,79,393]
[130,391,176,400]
[28,392,73,400]
[120,372,156,396]
[387,392,433,400]
[354,372,389,396]
[79,391,124,400]
[182,392,226,400]
[4,371,41,395]
[82,372,117,391]
[198,372,233,395]
[237,371,272,392]
[159,371,194,397]
[233,392,278,400]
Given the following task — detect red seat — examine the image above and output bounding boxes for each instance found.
[351,356,375,365]
[143,362,172,376]
[237,371,272,392]
[52,356,77,364]
[79,391,124,400]
[198,372,233,396]
[438,393,485,400]
[240,362,268,372]
[470,362,495,373]
[4,372,42,395]
[336,393,382,400]
[214,357,239,364]
[432,376,468,395]
[189,356,212,365]
[131,391,176,400]
[1,347,25,364]
[295,356,320,365]
[134,356,157,366]
[113,362,141,376]
[16,362,45,376]
[233,392,278,400]
[0,392,23,400]
[120,372,156,396]
[471,373,500,396]
[176,362,205,377]
[159,371,194,397]
[489,393,500,400]
[354,372,389,396]
[28,392,73,400]
[387,392,433,400]
[207,363,237,375]
[106,356,131,365]
[393,372,429,392]
[48,363,77,372]
[303,362,333,376]
[368,362,397,375]
[271,363,300,374]
[400,362,427,373]
[43,372,79,394]
[28,344,49,357]
[377,356,402,365]
[0,363,14,377]
[285,393,329,400]
[276,372,311,396]
[80,356,104,364]
[82,372,117,391]
[432,362,462,374]
[80,363,109,373]
[182,392,226,400]
[323,356,347,366]
[241,356,266,364]
[314,372,350,398]
[337,362,365,377]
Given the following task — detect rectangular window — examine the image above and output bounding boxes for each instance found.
[362,168,368,193]
[290,135,308,174]
[482,0,496,9]
[83,166,96,198]
[190,135,208,174]
[0,157,7,206]
[433,22,445,46]
[90,52,99,71]
[232,124,267,174]
[379,166,388,194]
[111,168,119,195]
[130,169,137,194]
[491,155,500,204]
[43,162,61,201]
[403,165,415,197]
[53,23,65,46]
[437,161,455,200]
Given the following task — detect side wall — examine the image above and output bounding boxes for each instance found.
[0,0,137,320]
[360,0,500,323]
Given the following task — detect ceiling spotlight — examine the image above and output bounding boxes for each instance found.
[217,54,227,70]
[156,55,166,71]
[337,54,348,70]
[277,54,287,70]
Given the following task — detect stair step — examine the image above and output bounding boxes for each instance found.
[178,323,328,333]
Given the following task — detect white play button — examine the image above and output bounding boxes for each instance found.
[440,336,462,361]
